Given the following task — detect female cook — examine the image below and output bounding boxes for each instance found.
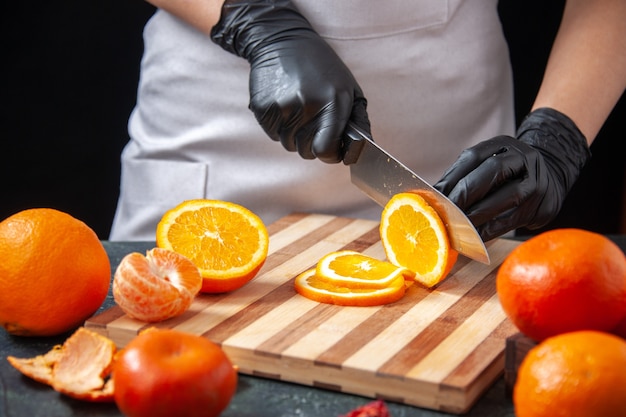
[110,0,626,242]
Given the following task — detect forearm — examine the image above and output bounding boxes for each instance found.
[532,0,626,144]
[145,0,224,35]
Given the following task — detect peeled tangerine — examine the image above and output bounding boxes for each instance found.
[7,327,116,401]
[113,248,202,322]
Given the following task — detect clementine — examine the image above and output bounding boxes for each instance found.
[156,199,269,293]
[0,208,111,336]
[514,330,626,417]
[380,192,457,287]
[113,328,238,417]
[497,228,626,342]
[113,248,202,322]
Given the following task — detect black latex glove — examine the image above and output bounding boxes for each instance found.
[210,0,370,163]
[434,107,591,241]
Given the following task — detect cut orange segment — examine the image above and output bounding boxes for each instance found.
[7,327,116,402]
[113,248,202,322]
[316,250,415,289]
[380,192,458,288]
[294,268,407,307]
[156,199,269,293]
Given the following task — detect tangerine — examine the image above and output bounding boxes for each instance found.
[514,330,626,417]
[113,328,238,417]
[497,228,626,342]
[156,199,269,293]
[0,208,111,336]
[113,248,202,322]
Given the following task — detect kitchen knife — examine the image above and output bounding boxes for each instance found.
[343,123,490,265]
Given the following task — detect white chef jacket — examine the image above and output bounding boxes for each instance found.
[109,0,515,241]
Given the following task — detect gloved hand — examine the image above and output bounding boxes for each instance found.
[210,0,370,163]
[434,107,592,241]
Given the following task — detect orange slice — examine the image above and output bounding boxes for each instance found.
[316,250,415,288]
[380,192,458,288]
[113,248,202,322]
[7,327,116,402]
[294,268,407,307]
[156,199,269,293]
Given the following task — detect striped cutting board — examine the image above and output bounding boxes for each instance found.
[85,212,520,414]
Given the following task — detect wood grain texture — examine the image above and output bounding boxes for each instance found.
[85,213,521,414]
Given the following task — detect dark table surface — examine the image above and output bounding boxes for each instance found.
[2,237,625,417]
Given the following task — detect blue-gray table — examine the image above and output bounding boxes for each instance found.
[2,237,624,417]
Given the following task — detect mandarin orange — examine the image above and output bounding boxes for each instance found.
[113,248,202,322]
[113,328,238,417]
[497,228,626,342]
[514,330,626,417]
[0,208,111,336]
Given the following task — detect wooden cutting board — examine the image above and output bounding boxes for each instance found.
[85,212,521,414]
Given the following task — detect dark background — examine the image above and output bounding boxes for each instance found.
[2,1,624,239]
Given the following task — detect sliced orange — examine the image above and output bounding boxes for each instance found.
[316,250,415,288]
[7,327,116,402]
[113,248,202,322]
[380,192,458,288]
[156,199,269,293]
[294,268,408,307]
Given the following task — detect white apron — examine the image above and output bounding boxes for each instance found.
[110,0,515,241]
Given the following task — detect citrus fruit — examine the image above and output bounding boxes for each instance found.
[316,250,415,289]
[380,192,458,287]
[156,199,269,293]
[514,330,626,417]
[497,228,626,342]
[0,208,111,336]
[294,268,408,307]
[8,327,116,402]
[113,328,238,417]
[113,248,202,322]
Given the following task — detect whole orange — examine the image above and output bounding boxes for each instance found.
[497,228,626,342]
[113,329,238,417]
[514,330,626,417]
[0,208,111,336]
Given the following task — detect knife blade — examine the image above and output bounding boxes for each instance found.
[343,123,490,265]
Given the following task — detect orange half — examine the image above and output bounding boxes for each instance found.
[156,199,269,293]
[380,192,457,288]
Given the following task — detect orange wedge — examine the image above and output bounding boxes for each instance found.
[294,268,408,307]
[380,192,458,288]
[156,199,269,293]
[316,250,415,288]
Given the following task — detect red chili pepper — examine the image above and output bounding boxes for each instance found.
[339,399,391,417]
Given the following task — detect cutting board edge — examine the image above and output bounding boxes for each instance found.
[223,343,506,415]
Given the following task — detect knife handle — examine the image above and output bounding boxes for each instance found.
[342,122,369,165]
